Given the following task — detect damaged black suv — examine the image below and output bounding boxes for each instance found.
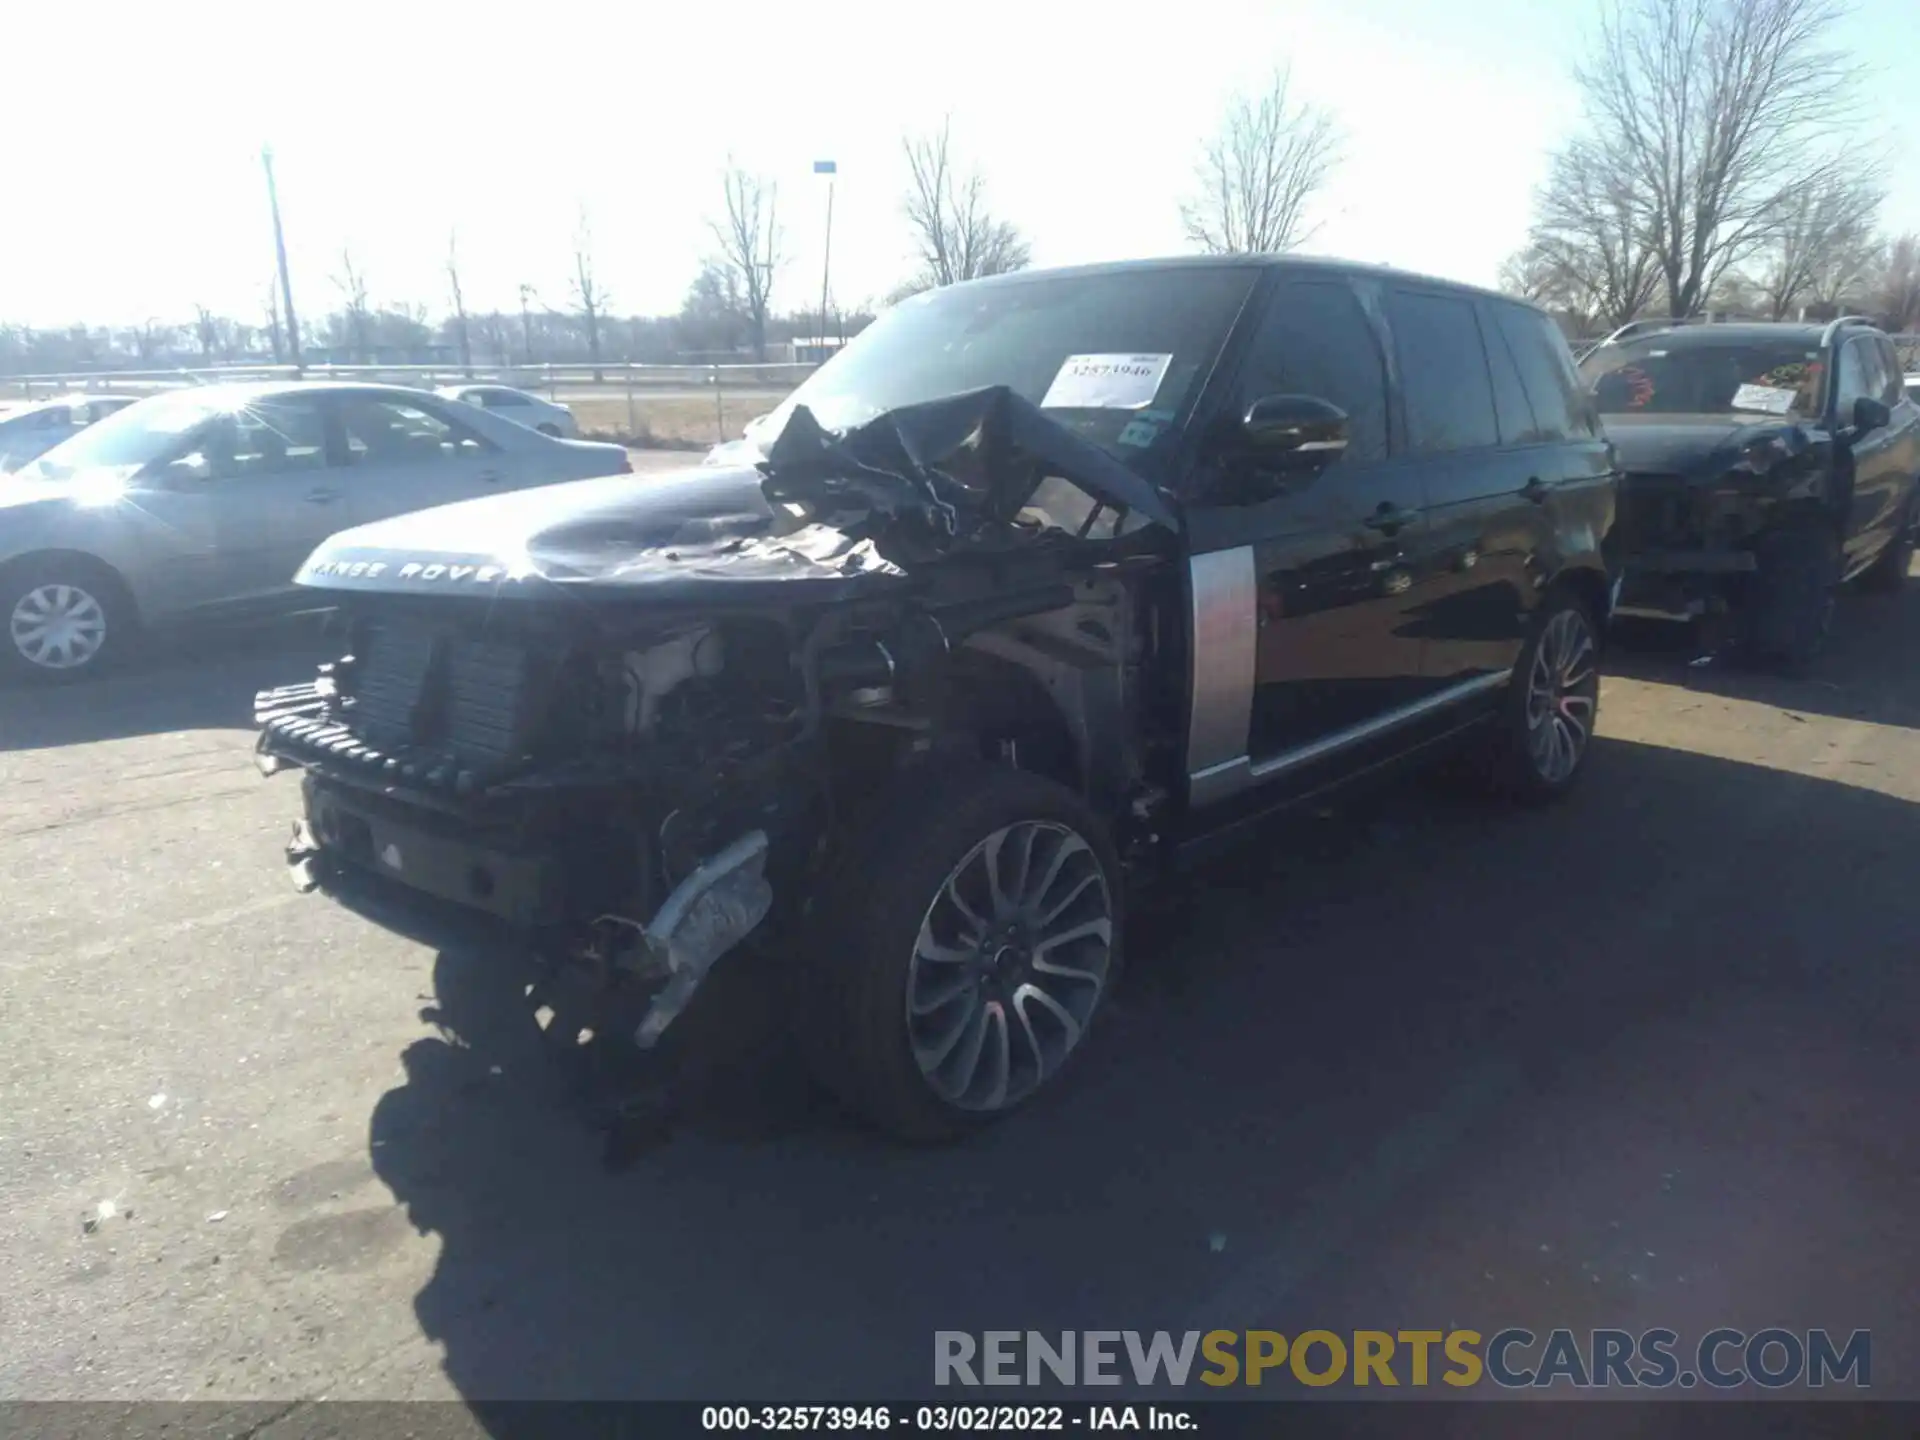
[1583,317,1920,664]
[253,257,1617,1140]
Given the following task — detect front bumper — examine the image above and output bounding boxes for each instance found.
[1610,546,1757,623]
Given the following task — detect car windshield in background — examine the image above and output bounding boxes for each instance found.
[18,391,223,476]
[758,266,1260,476]
[1580,339,1826,419]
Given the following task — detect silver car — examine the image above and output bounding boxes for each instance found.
[0,381,630,680]
[0,393,143,474]
[435,383,580,437]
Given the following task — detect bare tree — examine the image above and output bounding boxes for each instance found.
[1180,67,1340,255]
[570,208,609,380]
[1871,233,1920,334]
[1521,140,1665,332]
[1753,172,1883,317]
[1569,0,1863,318]
[900,118,1031,291]
[710,162,783,361]
[193,305,220,361]
[334,250,372,360]
[446,232,473,375]
[128,318,173,362]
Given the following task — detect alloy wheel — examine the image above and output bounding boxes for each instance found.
[1525,608,1597,785]
[905,820,1114,1113]
[10,583,108,671]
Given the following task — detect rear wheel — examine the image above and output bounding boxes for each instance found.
[0,556,130,683]
[799,762,1121,1141]
[1857,492,1917,595]
[1479,592,1600,804]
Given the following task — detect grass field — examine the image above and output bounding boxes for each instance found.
[571,391,790,449]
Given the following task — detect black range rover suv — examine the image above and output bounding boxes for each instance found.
[254,257,1618,1140]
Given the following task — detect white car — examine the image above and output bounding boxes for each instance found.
[0,393,143,473]
[435,384,579,438]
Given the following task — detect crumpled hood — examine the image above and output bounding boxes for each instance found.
[296,386,1177,602]
[1602,413,1819,478]
[296,462,909,601]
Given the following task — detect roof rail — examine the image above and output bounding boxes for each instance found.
[1819,314,1878,347]
[1591,316,1712,349]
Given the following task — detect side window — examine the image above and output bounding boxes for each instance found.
[338,398,488,464]
[1478,303,1539,445]
[1835,337,1881,411]
[1493,303,1592,441]
[1877,339,1905,406]
[1231,280,1388,465]
[166,398,331,483]
[35,407,73,430]
[1386,289,1499,454]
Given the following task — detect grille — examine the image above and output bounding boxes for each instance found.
[1615,473,1697,551]
[350,620,545,768]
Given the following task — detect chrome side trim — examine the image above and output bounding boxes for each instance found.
[1185,547,1259,792]
[1188,668,1513,806]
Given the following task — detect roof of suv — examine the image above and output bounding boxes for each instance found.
[1594,319,1888,350]
[951,254,1531,310]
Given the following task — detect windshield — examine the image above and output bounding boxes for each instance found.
[18,390,224,476]
[756,266,1260,478]
[1580,337,1827,419]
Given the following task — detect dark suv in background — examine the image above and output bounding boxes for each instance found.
[254,257,1617,1140]
[1582,317,1920,665]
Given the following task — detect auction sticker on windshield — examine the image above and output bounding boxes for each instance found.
[1731,383,1798,415]
[1042,354,1173,410]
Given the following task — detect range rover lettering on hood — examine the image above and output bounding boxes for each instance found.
[293,386,1175,602]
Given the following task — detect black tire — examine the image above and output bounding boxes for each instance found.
[1478,590,1601,805]
[1857,491,1917,595]
[1738,518,1839,671]
[0,555,132,684]
[797,761,1123,1142]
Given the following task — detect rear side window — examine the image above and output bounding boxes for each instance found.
[1493,304,1594,440]
[1231,280,1389,464]
[1386,289,1498,454]
[1478,304,1538,445]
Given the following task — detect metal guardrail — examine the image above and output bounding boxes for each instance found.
[0,360,820,402]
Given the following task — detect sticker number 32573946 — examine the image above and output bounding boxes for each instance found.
[1041,353,1173,411]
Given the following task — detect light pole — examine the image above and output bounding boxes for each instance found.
[262,146,303,374]
[814,160,836,363]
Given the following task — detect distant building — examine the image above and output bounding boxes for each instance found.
[784,336,848,364]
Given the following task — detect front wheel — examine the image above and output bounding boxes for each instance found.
[1739,519,1839,671]
[0,558,129,682]
[800,762,1122,1141]
[1480,593,1600,804]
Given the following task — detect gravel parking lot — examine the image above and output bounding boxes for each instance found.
[3,556,1918,1409]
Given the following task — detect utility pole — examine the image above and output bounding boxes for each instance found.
[518,284,535,365]
[263,146,303,374]
[814,160,836,364]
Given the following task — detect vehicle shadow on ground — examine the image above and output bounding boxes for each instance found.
[1605,575,1920,729]
[364,734,1920,1406]
[0,616,335,752]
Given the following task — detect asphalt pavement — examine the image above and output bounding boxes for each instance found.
[2,573,1918,1413]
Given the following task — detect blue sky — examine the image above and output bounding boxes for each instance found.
[0,0,1914,330]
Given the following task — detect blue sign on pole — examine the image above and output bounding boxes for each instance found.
[813,160,837,174]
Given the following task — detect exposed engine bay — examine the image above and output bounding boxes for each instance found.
[254,388,1179,1051]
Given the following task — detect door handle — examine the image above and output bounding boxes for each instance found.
[304,487,339,504]
[1520,477,1550,504]
[478,469,504,484]
[1363,504,1416,532]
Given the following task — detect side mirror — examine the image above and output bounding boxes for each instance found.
[1853,395,1892,435]
[1242,394,1350,459]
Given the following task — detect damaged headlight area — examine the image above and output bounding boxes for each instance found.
[255,387,1172,1053]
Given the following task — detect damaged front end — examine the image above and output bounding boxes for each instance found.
[1607,418,1833,622]
[254,387,1172,1052]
